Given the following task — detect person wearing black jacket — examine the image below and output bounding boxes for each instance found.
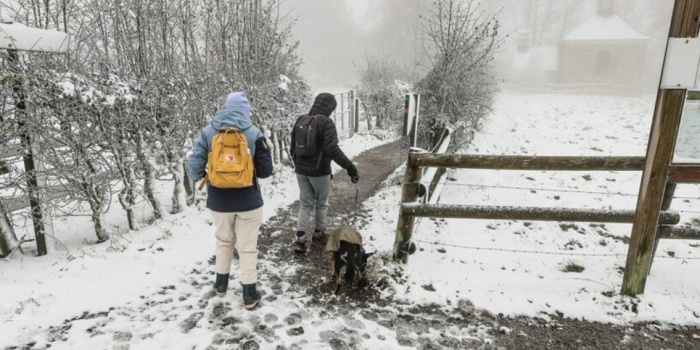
[290,92,359,252]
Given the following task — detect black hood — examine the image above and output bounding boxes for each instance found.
[309,93,337,116]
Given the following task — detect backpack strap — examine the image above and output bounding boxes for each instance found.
[198,173,208,191]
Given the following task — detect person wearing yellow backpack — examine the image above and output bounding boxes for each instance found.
[186,91,273,310]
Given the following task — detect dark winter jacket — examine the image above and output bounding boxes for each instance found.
[290,93,357,177]
[187,92,273,212]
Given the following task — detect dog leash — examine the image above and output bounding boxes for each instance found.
[352,187,359,226]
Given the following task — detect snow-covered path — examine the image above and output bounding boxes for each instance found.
[4,92,700,350]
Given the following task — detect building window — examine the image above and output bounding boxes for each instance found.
[595,50,611,74]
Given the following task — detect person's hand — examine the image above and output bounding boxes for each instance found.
[348,164,359,184]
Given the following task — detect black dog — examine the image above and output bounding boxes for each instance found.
[325,225,373,295]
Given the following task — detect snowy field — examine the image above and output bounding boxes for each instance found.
[365,92,700,325]
[3,91,700,348]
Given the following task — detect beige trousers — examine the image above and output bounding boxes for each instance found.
[211,207,262,284]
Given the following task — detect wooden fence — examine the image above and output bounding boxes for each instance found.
[392,152,700,290]
[330,90,371,140]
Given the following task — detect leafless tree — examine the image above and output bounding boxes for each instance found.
[1,0,308,252]
[357,56,411,132]
[417,0,504,151]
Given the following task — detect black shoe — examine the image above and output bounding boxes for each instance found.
[312,230,326,244]
[214,273,229,297]
[292,239,307,253]
[242,283,261,310]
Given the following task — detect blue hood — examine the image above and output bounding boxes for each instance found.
[225,92,251,115]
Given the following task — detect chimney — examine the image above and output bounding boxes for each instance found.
[597,0,614,17]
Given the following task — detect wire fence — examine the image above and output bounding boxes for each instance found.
[412,180,700,215]
[412,239,700,260]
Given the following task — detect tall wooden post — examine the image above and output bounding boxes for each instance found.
[353,98,360,133]
[340,92,345,131]
[349,90,355,137]
[8,50,47,256]
[393,149,422,263]
[402,94,420,147]
[402,94,410,139]
[412,94,420,147]
[622,0,700,296]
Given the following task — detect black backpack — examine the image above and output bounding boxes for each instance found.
[294,114,321,157]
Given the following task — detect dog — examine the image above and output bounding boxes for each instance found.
[324,225,373,295]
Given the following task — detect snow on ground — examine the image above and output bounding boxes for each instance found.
[365,92,700,325]
[3,92,700,349]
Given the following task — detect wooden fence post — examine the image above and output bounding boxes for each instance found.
[354,98,360,133]
[648,182,677,273]
[340,92,345,131]
[402,94,420,147]
[393,149,422,263]
[412,94,420,147]
[402,95,410,140]
[349,90,355,137]
[9,49,47,256]
[621,0,700,296]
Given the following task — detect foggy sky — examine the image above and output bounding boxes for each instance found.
[282,0,673,92]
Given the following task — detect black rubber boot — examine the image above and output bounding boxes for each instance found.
[214,273,229,297]
[242,283,262,310]
[312,229,326,244]
[292,231,307,253]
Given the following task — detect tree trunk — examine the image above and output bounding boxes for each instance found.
[9,49,47,256]
[271,129,280,164]
[183,159,195,206]
[116,161,140,231]
[135,133,163,220]
[169,160,186,214]
[118,187,139,231]
[83,183,109,243]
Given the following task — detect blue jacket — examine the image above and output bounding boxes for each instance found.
[187,92,273,212]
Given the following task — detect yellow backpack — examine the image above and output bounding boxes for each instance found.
[205,127,255,189]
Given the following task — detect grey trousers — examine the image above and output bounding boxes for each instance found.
[296,174,332,233]
[211,207,262,284]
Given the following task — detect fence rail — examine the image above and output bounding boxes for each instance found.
[392,151,700,279]
[411,154,646,171]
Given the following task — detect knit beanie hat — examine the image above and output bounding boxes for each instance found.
[224,92,251,116]
[309,93,337,117]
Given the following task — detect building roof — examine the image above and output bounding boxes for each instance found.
[0,22,70,53]
[563,14,648,42]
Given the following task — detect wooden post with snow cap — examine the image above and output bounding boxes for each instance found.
[1,21,70,256]
[622,0,700,296]
[393,148,422,263]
